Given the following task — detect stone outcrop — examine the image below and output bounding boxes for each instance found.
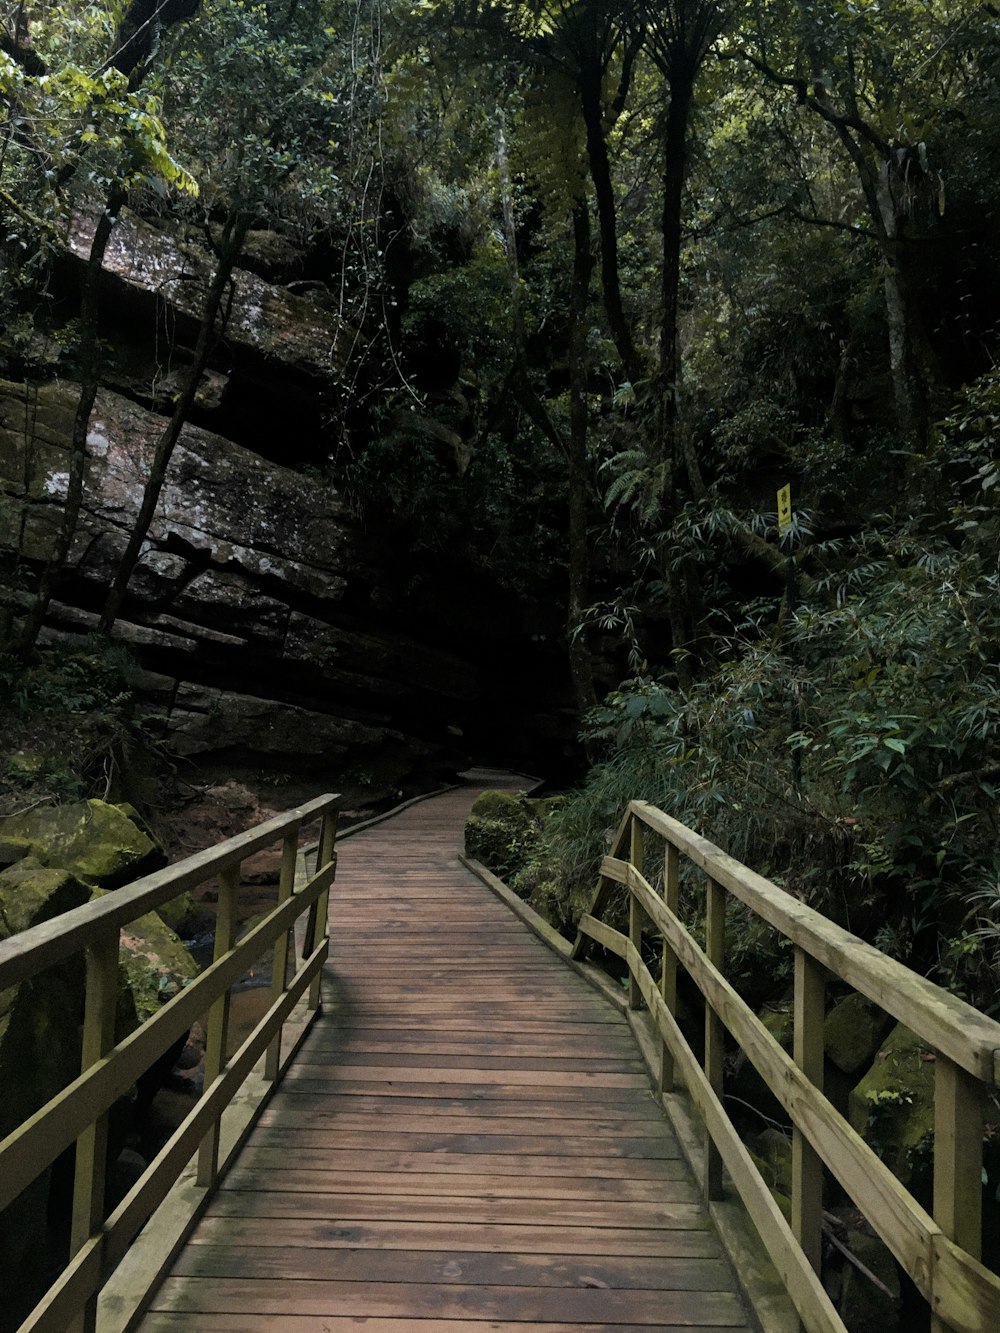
[0,376,478,787]
[67,207,354,386]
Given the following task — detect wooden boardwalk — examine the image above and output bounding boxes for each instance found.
[139,784,752,1332]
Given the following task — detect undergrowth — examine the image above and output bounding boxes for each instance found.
[0,637,165,815]
[519,515,1000,1011]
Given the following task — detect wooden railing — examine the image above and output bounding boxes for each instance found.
[573,800,1000,1333]
[0,793,339,1333]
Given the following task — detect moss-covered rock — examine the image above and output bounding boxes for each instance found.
[0,799,166,888]
[849,1023,936,1188]
[464,790,540,882]
[826,993,892,1077]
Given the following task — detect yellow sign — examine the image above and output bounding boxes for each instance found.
[777,484,792,536]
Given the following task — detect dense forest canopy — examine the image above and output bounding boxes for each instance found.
[1,0,999,1003]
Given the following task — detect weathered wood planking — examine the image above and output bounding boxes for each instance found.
[140,785,752,1333]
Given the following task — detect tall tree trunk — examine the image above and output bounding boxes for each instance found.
[875,162,936,450]
[98,213,249,635]
[658,68,693,487]
[567,201,597,717]
[579,62,642,388]
[14,187,126,660]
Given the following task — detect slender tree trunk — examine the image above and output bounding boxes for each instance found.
[579,62,642,387]
[14,187,126,660]
[658,68,693,486]
[567,201,597,717]
[98,213,249,635]
[875,163,936,450]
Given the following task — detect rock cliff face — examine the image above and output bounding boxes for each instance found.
[2,206,574,790]
[0,375,475,785]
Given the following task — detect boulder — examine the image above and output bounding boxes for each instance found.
[0,799,166,888]
[826,993,893,1077]
[849,1023,936,1190]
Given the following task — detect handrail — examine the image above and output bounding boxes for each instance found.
[573,799,1000,1333]
[0,793,339,1333]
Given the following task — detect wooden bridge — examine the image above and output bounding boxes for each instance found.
[3,778,1000,1333]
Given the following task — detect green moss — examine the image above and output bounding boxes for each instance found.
[825,993,891,1077]
[848,1023,936,1187]
[464,791,540,882]
[0,799,166,888]
[101,896,198,1026]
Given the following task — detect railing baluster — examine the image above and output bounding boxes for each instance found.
[628,815,645,1011]
[307,809,338,1011]
[659,840,680,1095]
[792,946,826,1291]
[265,830,300,1081]
[931,1055,984,1333]
[704,875,725,1200]
[197,862,240,1187]
[69,930,119,1333]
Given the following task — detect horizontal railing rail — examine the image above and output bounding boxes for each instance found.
[0,793,339,1333]
[573,800,1000,1333]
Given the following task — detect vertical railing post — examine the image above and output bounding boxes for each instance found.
[69,930,119,1333]
[931,1056,984,1333]
[197,862,239,1188]
[265,829,300,1082]
[307,809,338,1012]
[659,840,680,1096]
[792,946,826,1292]
[628,814,644,1011]
[704,875,725,1200]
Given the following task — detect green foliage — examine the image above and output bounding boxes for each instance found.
[0,639,157,811]
[521,516,1000,1006]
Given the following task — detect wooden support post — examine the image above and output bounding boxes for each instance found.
[627,816,645,1011]
[308,809,338,1011]
[264,830,299,1082]
[931,1055,985,1333]
[69,930,119,1333]
[792,947,826,1291]
[659,841,680,1095]
[197,862,239,1188]
[704,876,725,1200]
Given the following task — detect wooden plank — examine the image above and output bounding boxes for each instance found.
[142,1317,749,1333]
[219,1167,700,1204]
[149,1277,750,1324]
[185,1216,719,1256]
[171,1244,731,1289]
[204,1190,709,1228]
[257,1099,668,1124]
[237,1146,685,1175]
[281,1064,648,1087]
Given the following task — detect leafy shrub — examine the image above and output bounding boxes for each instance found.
[519,519,1000,1007]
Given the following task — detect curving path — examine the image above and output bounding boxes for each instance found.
[139,782,752,1331]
